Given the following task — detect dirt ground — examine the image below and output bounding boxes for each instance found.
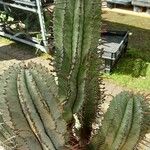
[0,42,150,149]
[0,43,51,73]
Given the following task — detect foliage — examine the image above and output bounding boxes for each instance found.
[0,11,14,22]
[103,11,150,91]
[104,48,150,92]
[0,3,53,41]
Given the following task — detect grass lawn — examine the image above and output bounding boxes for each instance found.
[102,11,150,92]
[0,37,13,45]
[0,36,38,53]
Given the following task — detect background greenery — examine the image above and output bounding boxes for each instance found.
[102,11,150,92]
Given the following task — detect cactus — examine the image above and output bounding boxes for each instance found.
[79,49,104,144]
[0,63,68,150]
[0,0,150,149]
[88,92,150,150]
[53,0,101,122]
[0,113,16,150]
[53,1,150,149]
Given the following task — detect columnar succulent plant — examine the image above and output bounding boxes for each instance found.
[0,64,68,150]
[0,113,16,150]
[0,0,149,150]
[53,0,102,123]
[88,92,150,150]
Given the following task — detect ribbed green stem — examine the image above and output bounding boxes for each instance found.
[54,0,101,122]
[0,63,68,150]
[88,92,150,150]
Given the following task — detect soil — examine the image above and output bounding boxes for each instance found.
[0,43,51,74]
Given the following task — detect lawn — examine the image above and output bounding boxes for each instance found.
[0,36,13,45]
[102,11,150,92]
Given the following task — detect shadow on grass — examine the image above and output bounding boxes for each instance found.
[102,20,150,77]
[0,42,36,61]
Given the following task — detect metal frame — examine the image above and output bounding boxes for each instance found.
[0,0,49,53]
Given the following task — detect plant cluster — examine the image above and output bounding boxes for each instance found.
[0,0,149,150]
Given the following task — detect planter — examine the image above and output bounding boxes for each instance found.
[107,0,131,7]
[99,31,129,73]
